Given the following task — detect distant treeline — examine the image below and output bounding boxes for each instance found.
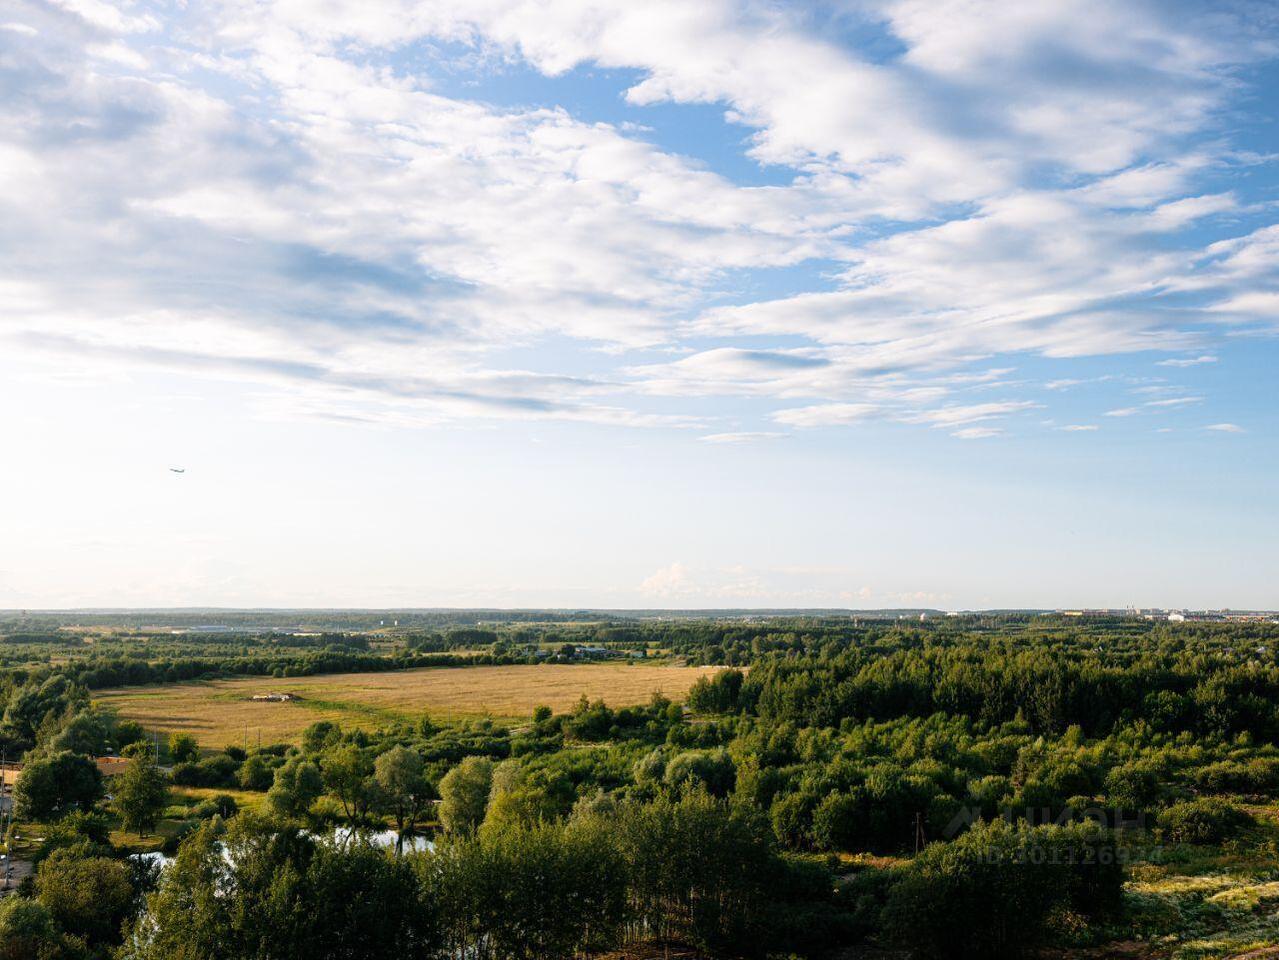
[3,650,525,694]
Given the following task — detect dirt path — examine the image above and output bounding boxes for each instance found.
[0,856,33,895]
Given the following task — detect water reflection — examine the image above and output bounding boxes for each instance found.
[133,827,434,867]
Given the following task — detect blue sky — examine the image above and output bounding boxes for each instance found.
[0,0,1276,609]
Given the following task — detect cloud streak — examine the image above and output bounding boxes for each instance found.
[0,0,1274,437]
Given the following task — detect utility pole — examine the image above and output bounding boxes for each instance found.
[1,749,11,892]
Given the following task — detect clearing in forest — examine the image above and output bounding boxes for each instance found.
[95,662,719,747]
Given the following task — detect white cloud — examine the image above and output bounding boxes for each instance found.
[0,0,1273,438]
[902,401,1040,428]
[951,427,1004,440]
[1157,355,1218,367]
[771,403,880,427]
[1060,424,1099,432]
[1205,422,1245,433]
[639,561,690,598]
[698,431,788,444]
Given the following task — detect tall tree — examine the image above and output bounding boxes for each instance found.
[322,744,376,823]
[267,757,323,821]
[114,746,168,837]
[437,756,493,835]
[374,746,431,846]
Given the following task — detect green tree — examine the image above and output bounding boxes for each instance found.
[114,747,169,837]
[420,819,625,960]
[301,721,340,754]
[34,848,135,946]
[663,749,736,796]
[167,733,199,765]
[483,762,574,831]
[438,756,492,835]
[0,896,69,960]
[883,819,1122,960]
[48,710,112,756]
[267,756,323,821]
[13,751,104,821]
[122,817,436,960]
[238,754,274,791]
[321,744,376,823]
[374,746,431,843]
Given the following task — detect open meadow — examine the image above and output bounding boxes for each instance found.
[94,662,720,747]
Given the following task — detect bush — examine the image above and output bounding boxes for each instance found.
[1195,758,1279,795]
[171,754,240,788]
[663,749,736,797]
[238,754,275,791]
[883,819,1123,960]
[193,794,239,819]
[1158,798,1252,845]
[168,733,200,765]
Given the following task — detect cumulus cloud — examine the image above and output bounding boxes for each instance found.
[0,0,1273,436]
[639,562,691,598]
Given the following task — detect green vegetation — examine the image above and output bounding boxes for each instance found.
[113,747,168,838]
[2,612,1279,958]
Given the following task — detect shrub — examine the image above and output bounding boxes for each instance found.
[168,733,200,765]
[883,819,1123,960]
[1158,798,1252,845]
[193,794,239,819]
[238,754,275,791]
[663,749,736,797]
[171,754,240,788]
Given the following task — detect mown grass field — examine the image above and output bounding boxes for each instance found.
[94,662,719,748]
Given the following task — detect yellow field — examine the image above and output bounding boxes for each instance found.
[94,663,718,748]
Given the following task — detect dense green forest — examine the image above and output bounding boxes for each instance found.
[3,613,1279,958]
